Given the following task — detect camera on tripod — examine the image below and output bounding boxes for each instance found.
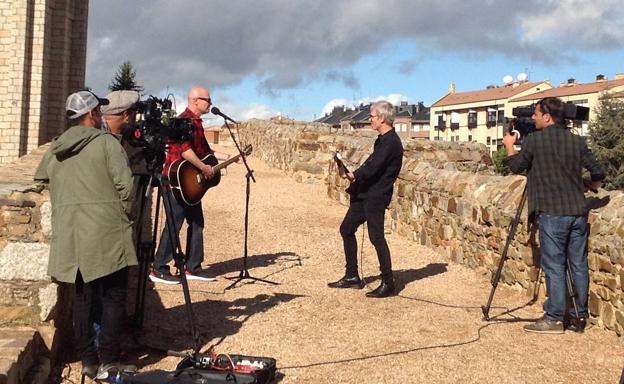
[505,102,590,142]
[124,96,195,173]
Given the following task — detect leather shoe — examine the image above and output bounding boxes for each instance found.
[366,281,395,298]
[327,275,363,289]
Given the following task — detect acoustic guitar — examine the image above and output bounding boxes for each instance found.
[334,151,358,195]
[168,145,253,206]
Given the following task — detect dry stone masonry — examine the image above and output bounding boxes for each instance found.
[239,119,624,337]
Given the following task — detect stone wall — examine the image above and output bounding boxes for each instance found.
[239,119,624,336]
[0,144,72,383]
[0,0,88,164]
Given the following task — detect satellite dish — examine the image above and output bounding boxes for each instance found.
[503,75,513,84]
[517,72,528,82]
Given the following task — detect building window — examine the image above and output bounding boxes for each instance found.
[468,111,477,128]
[486,136,491,145]
[468,135,472,142]
[456,135,459,141]
[436,114,445,130]
[450,111,460,129]
[487,108,497,127]
[497,109,505,124]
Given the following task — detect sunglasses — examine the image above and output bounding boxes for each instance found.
[197,97,212,103]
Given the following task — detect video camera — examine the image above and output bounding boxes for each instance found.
[124,96,194,173]
[506,102,590,142]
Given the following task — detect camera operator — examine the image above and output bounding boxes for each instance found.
[101,90,142,172]
[150,86,237,284]
[502,96,605,334]
[34,90,138,379]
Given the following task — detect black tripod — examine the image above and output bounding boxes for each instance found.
[481,184,579,321]
[132,169,201,353]
[217,116,278,290]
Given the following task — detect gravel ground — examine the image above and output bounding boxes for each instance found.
[63,145,624,384]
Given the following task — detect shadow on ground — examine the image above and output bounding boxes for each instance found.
[123,252,305,370]
[362,262,448,293]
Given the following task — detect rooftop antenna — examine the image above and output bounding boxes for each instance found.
[503,75,513,85]
[517,72,528,82]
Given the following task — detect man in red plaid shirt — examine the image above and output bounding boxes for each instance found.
[151,86,237,284]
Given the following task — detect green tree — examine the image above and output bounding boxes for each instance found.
[108,61,144,93]
[492,146,511,175]
[588,95,624,190]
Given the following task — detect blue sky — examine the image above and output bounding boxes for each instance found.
[86,1,624,125]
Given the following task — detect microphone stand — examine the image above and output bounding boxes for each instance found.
[219,115,279,290]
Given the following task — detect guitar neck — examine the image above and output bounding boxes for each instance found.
[211,154,240,172]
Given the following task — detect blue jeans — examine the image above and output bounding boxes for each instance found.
[154,186,205,274]
[539,214,589,321]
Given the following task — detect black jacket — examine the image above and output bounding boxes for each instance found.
[353,129,404,207]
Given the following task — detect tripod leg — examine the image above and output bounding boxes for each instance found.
[159,177,201,352]
[482,185,528,321]
[566,259,580,319]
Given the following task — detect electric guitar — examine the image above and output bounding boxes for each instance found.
[168,145,253,206]
[334,151,358,195]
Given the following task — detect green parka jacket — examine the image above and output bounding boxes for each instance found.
[34,125,138,283]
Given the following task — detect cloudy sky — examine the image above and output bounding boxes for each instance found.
[87,0,624,124]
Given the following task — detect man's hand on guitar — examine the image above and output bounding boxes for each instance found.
[200,164,215,179]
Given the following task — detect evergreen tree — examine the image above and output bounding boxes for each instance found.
[492,147,511,175]
[588,95,624,190]
[108,61,144,93]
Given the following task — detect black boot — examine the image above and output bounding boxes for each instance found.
[366,280,395,298]
[328,275,363,289]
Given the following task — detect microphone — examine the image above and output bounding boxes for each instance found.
[210,107,238,124]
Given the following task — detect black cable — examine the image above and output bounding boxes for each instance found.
[279,321,506,370]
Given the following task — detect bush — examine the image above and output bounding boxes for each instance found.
[492,147,511,175]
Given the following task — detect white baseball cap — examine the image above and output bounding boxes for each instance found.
[66,90,109,119]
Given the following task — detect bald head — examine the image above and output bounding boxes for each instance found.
[187,86,212,116]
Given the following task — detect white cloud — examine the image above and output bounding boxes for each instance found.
[521,0,624,48]
[87,1,624,95]
[321,98,350,116]
[321,94,410,116]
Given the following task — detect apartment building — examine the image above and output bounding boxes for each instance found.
[429,81,552,154]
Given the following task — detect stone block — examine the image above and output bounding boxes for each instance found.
[605,277,619,292]
[602,304,616,330]
[589,290,602,316]
[616,309,624,330]
[37,284,57,322]
[0,243,49,281]
[597,255,613,273]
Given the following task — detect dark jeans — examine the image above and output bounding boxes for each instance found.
[340,199,393,282]
[154,186,204,274]
[539,214,589,321]
[74,268,128,365]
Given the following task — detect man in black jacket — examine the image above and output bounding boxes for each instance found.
[503,97,605,333]
[328,100,404,298]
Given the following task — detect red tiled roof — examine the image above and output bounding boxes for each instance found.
[432,82,546,107]
[512,78,624,101]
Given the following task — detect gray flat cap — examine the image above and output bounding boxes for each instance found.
[101,90,140,115]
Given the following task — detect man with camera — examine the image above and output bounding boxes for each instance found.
[150,86,235,284]
[34,90,137,379]
[328,100,403,298]
[503,97,605,334]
